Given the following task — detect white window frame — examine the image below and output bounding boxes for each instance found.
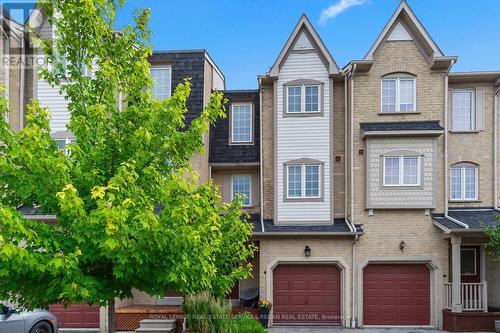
[460,248,477,275]
[230,103,253,144]
[451,89,476,131]
[382,155,421,187]
[380,76,417,113]
[286,85,321,114]
[55,137,75,156]
[450,165,479,201]
[286,163,321,199]
[150,66,172,100]
[231,175,252,207]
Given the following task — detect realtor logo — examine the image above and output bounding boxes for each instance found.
[1,1,50,68]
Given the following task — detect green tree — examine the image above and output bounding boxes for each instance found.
[485,220,500,260]
[0,1,254,332]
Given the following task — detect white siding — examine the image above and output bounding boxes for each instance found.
[35,20,70,133]
[276,50,331,224]
[293,32,313,51]
[37,74,70,133]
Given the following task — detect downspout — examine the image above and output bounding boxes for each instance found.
[19,35,25,129]
[350,64,356,230]
[259,78,265,232]
[351,234,359,328]
[344,71,355,233]
[443,69,469,229]
[494,85,500,211]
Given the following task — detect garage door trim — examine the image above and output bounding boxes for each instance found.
[358,256,439,328]
[266,257,348,327]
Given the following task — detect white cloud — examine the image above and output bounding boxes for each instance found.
[319,0,367,25]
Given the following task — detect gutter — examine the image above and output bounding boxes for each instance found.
[252,231,364,237]
[343,64,358,328]
[494,85,500,212]
[443,69,469,229]
[258,78,265,232]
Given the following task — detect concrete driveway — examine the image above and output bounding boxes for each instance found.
[267,327,447,333]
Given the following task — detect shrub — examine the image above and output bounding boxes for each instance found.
[183,292,232,333]
[231,313,266,333]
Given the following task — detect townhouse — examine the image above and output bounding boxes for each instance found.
[1,1,499,332]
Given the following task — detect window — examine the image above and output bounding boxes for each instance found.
[287,85,320,114]
[383,156,421,186]
[231,104,253,143]
[151,67,172,99]
[232,175,251,206]
[381,76,416,113]
[55,137,76,156]
[450,164,478,200]
[286,163,321,199]
[460,248,476,275]
[452,90,475,131]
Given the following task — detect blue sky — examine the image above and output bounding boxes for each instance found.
[112,0,500,89]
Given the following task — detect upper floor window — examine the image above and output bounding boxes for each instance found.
[286,162,321,199]
[383,155,421,186]
[231,103,253,143]
[450,163,478,200]
[381,75,416,113]
[151,67,172,100]
[452,90,475,131]
[232,175,251,206]
[54,137,76,156]
[286,84,320,114]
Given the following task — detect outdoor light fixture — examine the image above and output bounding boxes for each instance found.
[304,245,311,257]
[399,241,406,252]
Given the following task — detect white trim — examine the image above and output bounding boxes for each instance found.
[286,163,322,199]
[451,89,476,131]
[266,257,349,327]
[231,102,253,143]
[364,1,443,61]
[380,76,417,113]
[449,164,479,201]
[382,155,421,187]
[231,174,252,207]
[285,84,321,114]
[150,65,172,99]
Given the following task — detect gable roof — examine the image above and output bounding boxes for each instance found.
[268,14,339,77]
[364,0,444,62]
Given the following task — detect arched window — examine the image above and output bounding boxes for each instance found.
[381,73,416,113]
[450,163,478,200]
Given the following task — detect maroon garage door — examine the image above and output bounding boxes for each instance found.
[363,264,430,325]
[49,304,100,328]
[273,264,341,324]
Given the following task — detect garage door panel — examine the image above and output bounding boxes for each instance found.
[273,264,340,324]
[363,264,430,325]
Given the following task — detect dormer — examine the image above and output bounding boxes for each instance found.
[348,0,456,75]
[268,14,339,78]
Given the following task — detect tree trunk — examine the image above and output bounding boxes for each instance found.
[108,298,116,333]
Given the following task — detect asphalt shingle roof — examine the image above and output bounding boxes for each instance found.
[360,120,443,132]
[432,209,500,231]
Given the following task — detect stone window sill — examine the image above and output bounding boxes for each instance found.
[378,111,421,115]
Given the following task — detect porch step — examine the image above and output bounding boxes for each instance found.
[134,319,176,333]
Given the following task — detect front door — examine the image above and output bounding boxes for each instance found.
[460,246,480,283]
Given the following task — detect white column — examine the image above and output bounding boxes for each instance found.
[99,306,108,333]
[451,235,462,312]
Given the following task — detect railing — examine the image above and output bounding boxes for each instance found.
[444,282,488,312]
[444,282,452,309]
[461,282,487,311]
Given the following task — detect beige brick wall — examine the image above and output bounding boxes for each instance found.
[333,81,346,217]
[448,83,497,208]
[351,40,446,219]
[211,167,260,214]
[258,236,354,324]
[261,84,274,219]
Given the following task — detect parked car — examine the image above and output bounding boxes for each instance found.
[0,304,58,333]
